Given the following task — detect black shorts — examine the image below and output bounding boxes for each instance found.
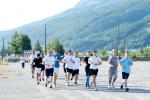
[90,69,98,76]
[41,65,45,71]
[122,72,130,79]
[72,69,79,76]
[45,68,54,77]
[66,68,72,73]
[85,66,90,76]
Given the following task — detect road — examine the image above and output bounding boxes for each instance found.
[0,61,150,100]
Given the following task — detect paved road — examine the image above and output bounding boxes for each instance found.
[0,61,150,100]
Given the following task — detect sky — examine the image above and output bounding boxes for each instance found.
[0,0,80,31]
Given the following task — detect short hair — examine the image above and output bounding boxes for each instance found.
[93,50,97,53]
[37,54,40,57]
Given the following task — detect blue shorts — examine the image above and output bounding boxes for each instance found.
[45,68,54,77]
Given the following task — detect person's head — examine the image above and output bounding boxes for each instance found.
[112,49,117,56]
[125,51,129,58]
[53,49,58,54]
[47,50,52,56]
[74,52,78,57]
[86,51,91,57]
[37,54,40,58]
[92,50,97,56]
[68,50,72,56]
[64,51,68,56]
[33,51,35,55]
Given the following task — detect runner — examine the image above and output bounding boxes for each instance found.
[83,51,91,88]
[32,54,42,85]
[20,55,25,69]
[107,49,119,89]
[43,51,55,88]
[30,51,36,78]
[62,50,75,86]
[40,53,46,81]
[71,52,80,85]
[89,50,102,91]
[53,49,61,87]
[62,51,68,81]
[120,51,133,92]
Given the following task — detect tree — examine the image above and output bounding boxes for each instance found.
[47,38,64,55]
[9,32,32,55]
[34,40,42,52]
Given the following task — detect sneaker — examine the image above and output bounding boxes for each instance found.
[120,85,123,89]
[66,81,69,86]
[54,82,56,87]
[70,77,73,81]
[37,81,40,85]
[112,83,115,88]
[32,75,34,78]
[39,78,41,81]
[108,85,111,89]
[74,81,77,85]
[45,83,47,87]
[42,78,44,81]
[125,88,129,92]
[95,87,98,91]
[50,85,53,88]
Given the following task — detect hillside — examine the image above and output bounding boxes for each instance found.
[0,0,150,51]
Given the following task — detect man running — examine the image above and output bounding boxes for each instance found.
[40,53,46,81]
[53,49,61,87]
[83,51,91,88]
[120,51,133,92]
[62,50,75,86]
[43,51,55,88]
[33,54,42,85]
[30,51,36,78]
[89,50,102,91]
[71,52,80,85]
[20,55,25,69]
[108,49,119,89]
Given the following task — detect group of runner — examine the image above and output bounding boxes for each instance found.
[28,49,133,92]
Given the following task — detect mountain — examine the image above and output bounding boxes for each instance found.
[1,0,150,51]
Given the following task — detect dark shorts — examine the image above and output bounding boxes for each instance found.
[22,63,25,68]
[72,69,79,76]
[90,69,98,76]
[122,72,130,79]
[41,65,45,71]
[45,68,54,77]
[85,66,90,76]
[66,68,72,73]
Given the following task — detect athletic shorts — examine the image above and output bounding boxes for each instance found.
[45,68,54,77]
[108,67,118,80]
[54,68,59,75]
[72,69,79,76]
[35,67,41,74]
[122,72,130,79]
[41,65,45,71]
[85,66,90,76]
[90,69,98,76]
[66,68,72,73]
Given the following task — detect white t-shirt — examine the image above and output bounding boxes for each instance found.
[43,56,55,69]
[20,57,25,63]
[89,56,102,69]
[73,57,80,70]
[62,55,75,69]
[30,55,36,64]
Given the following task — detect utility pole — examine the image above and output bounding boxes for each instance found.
[2,36,4,61]
[45,24,47,53]
[117,24,120,54]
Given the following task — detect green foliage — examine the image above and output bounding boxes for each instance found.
[8,32,32,55]
[97,50,109,58]
[47,38,64,55]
